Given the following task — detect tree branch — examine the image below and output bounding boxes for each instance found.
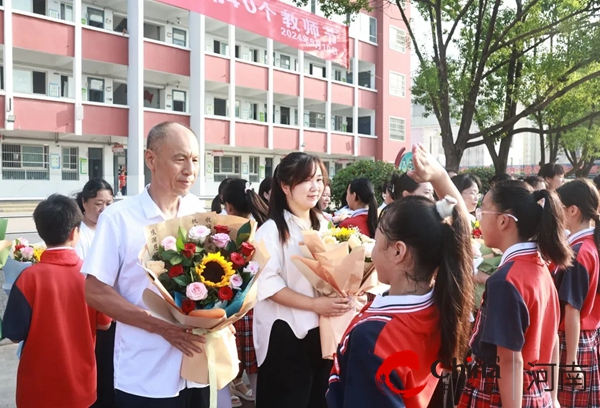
[443,0,477,50]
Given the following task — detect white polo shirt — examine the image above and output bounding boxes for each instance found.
[81,187,205,398]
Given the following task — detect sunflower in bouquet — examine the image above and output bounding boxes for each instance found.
[148,223,259,316]
[321,227,374,261]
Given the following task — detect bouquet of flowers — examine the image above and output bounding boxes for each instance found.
[470,221,502,307]
[290,227,383,359]
[2,238,45,296]
[139,212,269,406]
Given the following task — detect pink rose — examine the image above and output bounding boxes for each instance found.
[230,274,243,289]
[19,246,34,261]
[161,236,177,251]
[212,233,231,249]
[243,261,259,275]
[186,282,208,301]
[17,238,29,246]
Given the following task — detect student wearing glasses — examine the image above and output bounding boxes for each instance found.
[452,174,482,217]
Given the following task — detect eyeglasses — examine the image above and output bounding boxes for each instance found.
[475,208,519,222]
[463,190,482,200]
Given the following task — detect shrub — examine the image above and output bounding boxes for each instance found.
[330,160,397,207]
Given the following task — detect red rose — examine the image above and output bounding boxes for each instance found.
[214,225,230,234]
[218,286,233,301]
[230,252,246,269]
[240,242,255,257]
[182,298,196,314]
[182,243,196,259]
[472,228,482,239]
[168,264,184,278]
[14,244,24,252]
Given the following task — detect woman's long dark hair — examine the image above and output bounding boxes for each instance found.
[378,197,474,362]
[211,178,234,213]
[557,179,600,255]
[348,178,378,238]
[258,176,273,204]
[490,180,573,269]
[270,152,328,244]
[388,172,419,200]
[451,174,482,194]
[223,179,269,227]
[74,179,113,214]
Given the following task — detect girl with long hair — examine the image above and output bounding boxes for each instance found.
[388,172,435,201]
[339,178,378,238]
[253,152,352,408]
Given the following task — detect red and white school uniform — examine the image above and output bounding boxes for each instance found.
[338,208,371,237]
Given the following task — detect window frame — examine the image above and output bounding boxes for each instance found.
[172,27,187,47]
[389,116,406,141]
[87,77,105,103]
[248,156,260,183]
[61,146,79,181]
[213,155,241,182]
[87,6,104,29]
[1,143,50,180]
[172,89,187,112]
[389,71,406,98]
[389,26,407,53]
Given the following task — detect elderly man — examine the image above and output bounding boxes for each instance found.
[83,122,208,408]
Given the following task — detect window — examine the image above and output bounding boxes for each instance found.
[249,156,260,183]
[214,98,227,117]
[280,106,290,125]
[322,161,330,175]
[14,69,32,94]
[369,16,377,43]
[390,26,406,53]
[60,75,70,98]
[214,156,241,182]
[358,71,371,88]
[334,70,342,82]
[389,117,406,141]
[61,2,73,21]
[311,0,316,13]
[62,147,79,181]
[172,90,186,112]
[265,157,273,177]
[33,71,46,94]
[235,100,240,118]
[309,63,326,79]
[172,28,187,47]
[280,55,291,70]
[334,162,344,175]
[244,48,259,63]
[87,7,104,28]
[389,71,406,97]
[144,22,161,40]
[213,40,229,56]
[250,103,258,121]
[333,115,346,132]
[1,144,49,180]
[32,0,44,15]
[144,87,161,109]
[309,112,326,129]
[87,77,104,102]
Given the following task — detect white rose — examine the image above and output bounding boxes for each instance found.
[347,234,362,250]
[146,261,166,275]
[360,235,375,244]
[323,236,338,245]
[243,261,260,275]
[188,226,211,244]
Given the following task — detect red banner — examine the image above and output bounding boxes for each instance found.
[157,0,349,68]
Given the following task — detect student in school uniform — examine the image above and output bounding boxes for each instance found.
[253,152,352,408]
[460,180,573,408]
[222,178,269,408]
[326,143,475,408]
[339,178,378,238]
[555,179,600,407]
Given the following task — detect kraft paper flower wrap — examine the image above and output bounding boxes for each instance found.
[138,212,270,408]
[291,230,381,359]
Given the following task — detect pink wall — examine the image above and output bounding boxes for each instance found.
[83,105,128,137]
[304,130,327,153]
[144,41,190,76]
[0,96,5,124]
[205,118,229,145]
[82,29,128,65]
[348,38,355,59]
[331,83,353,106]
[235,122,268,148]
[358,89,377,110]
[235,62,268,90]
[144,111,190,138]
[14,98,74,133]
[206,56,230,83]
[359,42,377,64]
[331,133,353,155]
[13,14,73,56]
[273,71,299,95]
[359,137,377,158]
[0,11,4,44]
[273,126,298,150]
[304,77,326,101]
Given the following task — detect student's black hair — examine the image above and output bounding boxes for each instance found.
[258,176,273,204]
[348,178,378,238]
[490,173,513,185]
[388,172,419,201]
[593,174,600,191]
[557,179,600,256]
[538,163,565,179]
[74,179,113,214]
[211,178,234,213]
[34,194,83,246]
[223,179,269,227]
[489,180,573,269]
[451,174,482,194]
[524,175,545,189]
[378,196,474,362]
[270,152,328,244]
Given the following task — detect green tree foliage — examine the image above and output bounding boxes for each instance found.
[329,160,396,207]
[461,167,496,193]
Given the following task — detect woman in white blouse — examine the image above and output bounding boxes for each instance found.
[74,179,114,408]
[253,152,352,408]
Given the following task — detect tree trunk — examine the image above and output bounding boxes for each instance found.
[581,159,596,177]
[441,126,462,172]
[496,135,513,174]
[549,132,561,163]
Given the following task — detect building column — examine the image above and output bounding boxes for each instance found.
[228,25,236,147]
[267,38,274,150]
[74,0,83,135]
[127,0,144,195]
[325,60,332,155]
[298,51,305,152]
[4,0,14,131]
[352,38,359,156]
[190,12,206,196]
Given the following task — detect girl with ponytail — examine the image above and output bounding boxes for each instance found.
[554,179,600,407]
[222,178,269,227]
[327,144,474,408]
[460,180,572,408]
[339,178,378,238]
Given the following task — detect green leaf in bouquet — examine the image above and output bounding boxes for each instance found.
[236,233,250,247]
[161,250,179,261]
[181,257,192,267]
[158,273,175,291]
[178,226,188,244]
[225,240,238,253]
[241,271,253,287]
[236,221,252,243]
[173,274,191,287]
[176,237,185,252]
[170,255,183,265]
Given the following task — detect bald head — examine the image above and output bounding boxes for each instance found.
[147,122,196,152]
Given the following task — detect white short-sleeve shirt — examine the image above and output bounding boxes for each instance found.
[81,187,205,398]
[75,221,94,260]
[252,210,328,366]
